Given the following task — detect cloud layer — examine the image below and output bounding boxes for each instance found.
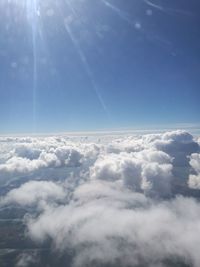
[0,130,200,266]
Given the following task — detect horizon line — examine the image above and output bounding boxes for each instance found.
[0,123,200,137]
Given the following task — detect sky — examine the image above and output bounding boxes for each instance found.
[0,0,200,134]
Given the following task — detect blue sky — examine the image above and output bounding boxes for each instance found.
[0,0,200,133]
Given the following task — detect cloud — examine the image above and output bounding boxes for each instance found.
[0,130,200,267]
[90,150,173,197]
[16,252,38,267]
[13,144,42,160]
[0,139,83,177]
[26,183,200,267]
[1,180,65,207]
[151,130,199,167]
[0,153,59,174]
[188,153,200,189]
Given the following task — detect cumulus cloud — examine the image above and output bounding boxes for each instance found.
[0,130,200,267]
[1,180,66,207]
[151,130,199,167]
[188,153,200,189]
[0,138,83,177]
[90,150,173,197]
[13,145,42,160]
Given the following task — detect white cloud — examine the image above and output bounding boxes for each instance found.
[26,185,200,267]
[189,153,200,173]
[90,150,173,197]
[0,139,83,177]
[1,180,65,206]
[188,153,200,189]
[0,130,200,267]
[13,144,42,160]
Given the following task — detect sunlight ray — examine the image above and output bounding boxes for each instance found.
[101,0,171,49]
[144,0,194,17]
[102,0,136,26]
[26,0,40,132]
[63,1,109,115]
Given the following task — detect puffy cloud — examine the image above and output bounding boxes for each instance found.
[0,140,83,177]
[51,146,83,167]
[189,153,200,173]
[0,153,59,174]
[90,153,143,189]
[151,130,199,167]
[13,144,42,160]
[189,174,200,190]
[26,183,200,267]
[0,130,200,267]
[1,129,199,198]
[162,130,194,143]
[90,150,173,197]
[1,180,65,206]
[133,149,172,164]
[188,153,200,189]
